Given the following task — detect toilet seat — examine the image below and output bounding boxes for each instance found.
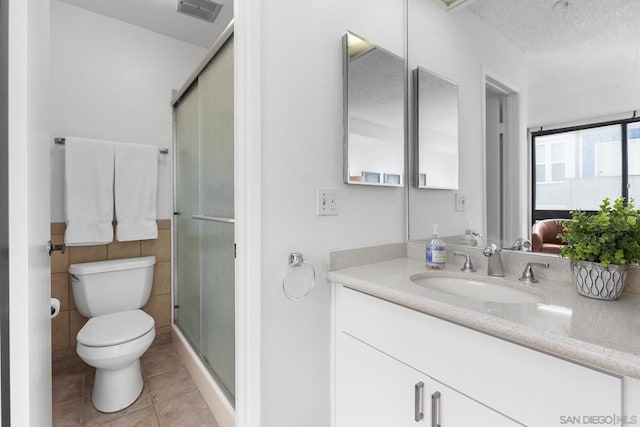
[77,309,154,347]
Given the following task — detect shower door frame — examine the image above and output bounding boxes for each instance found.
[170,21,238,423]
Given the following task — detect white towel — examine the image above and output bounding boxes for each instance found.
[64,137,115,246]
[115,143,158,241]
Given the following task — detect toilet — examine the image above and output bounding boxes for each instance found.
[69,256,157,413]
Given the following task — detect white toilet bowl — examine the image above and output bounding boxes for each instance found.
[76,309,155,413]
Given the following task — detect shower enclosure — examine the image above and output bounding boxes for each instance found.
[173,32,235,401]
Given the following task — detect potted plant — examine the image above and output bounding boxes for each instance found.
[559,197,640,300]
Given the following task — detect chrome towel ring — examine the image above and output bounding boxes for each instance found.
[282,252,316,301]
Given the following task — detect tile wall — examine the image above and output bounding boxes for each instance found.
[50,220,172,353]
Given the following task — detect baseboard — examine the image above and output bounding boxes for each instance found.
[171,325,235,427]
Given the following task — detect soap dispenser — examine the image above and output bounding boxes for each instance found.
[459,223,478,246]
[426,224,446,269]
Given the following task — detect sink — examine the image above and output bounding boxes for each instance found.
[410,274,544,304]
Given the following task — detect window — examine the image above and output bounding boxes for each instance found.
[531,118,640,222]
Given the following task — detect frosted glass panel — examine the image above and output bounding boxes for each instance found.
[173,36,235,401]
[199,39,234,219]
[198,37,235,398]
[200,221,235,397]
[175,84,201,349]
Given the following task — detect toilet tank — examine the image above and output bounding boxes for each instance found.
[69,256,156,317]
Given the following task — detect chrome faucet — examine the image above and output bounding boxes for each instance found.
[519,262,549,284]
[482,243,504,277]
[510,237,532,252]
[453,251,476,272]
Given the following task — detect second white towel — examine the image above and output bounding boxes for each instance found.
[115,143,158,241]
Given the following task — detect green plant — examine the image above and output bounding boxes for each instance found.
[559,197,640,267]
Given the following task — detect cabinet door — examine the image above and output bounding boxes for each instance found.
[336,333,430,426]
[429,379,521,427]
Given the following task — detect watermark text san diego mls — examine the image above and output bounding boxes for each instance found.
[559,414,638,425]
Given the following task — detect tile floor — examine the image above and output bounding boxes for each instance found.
[52,336,219,426]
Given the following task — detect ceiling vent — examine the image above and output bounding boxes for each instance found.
[177,0,223,23]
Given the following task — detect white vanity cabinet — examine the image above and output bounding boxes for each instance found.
[337,332,518,426]
[333,285,624,427]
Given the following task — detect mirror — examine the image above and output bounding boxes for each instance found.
[415,67,459,190]
[406,0,640,253]
[343,31,405,187]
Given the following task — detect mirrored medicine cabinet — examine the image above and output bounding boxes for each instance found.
[342,31,461,191]
[414,67,459,190]
[342,31,405,187]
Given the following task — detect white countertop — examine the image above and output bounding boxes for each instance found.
[327,257,640,379]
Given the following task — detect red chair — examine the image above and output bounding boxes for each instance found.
[531,219,566,254]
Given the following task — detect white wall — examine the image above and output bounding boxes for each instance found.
[50,1,207,221]
[407,1,527,240]
[528,47,640,127]
[259,0,406,425]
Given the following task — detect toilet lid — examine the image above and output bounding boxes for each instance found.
[77,309,155,347]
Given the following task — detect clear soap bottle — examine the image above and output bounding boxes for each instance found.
[426,224,446,269]
[460,223,478,246]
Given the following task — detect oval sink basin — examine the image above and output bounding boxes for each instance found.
[410,274,544,304]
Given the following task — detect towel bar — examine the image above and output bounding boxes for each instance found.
[54,137,169,154]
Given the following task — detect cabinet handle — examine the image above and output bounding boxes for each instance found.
[414,381,424,422]
[431,391,441,427]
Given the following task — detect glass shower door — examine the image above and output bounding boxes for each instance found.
[174,37,235,400]
[175,85,202,350]
[197,38,235,399]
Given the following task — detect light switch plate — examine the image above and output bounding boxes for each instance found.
[455,192,465,212]
[317,188,338,216]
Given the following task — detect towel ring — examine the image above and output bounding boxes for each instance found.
[282,252,316,301]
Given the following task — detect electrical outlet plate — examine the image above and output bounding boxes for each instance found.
[455,192,465,212]
[317,188,338,216]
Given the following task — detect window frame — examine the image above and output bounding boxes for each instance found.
[531,116,640,223]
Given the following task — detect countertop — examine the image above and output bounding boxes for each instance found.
[327,257,640,379]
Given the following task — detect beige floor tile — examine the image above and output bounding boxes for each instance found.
[52,398,82,427]
[187,416,220,427]
[83,385,152,426]
[146,367,196,402]
[52,354,92,378]
[101,407,159,427]
[52,373,83,405]
[141,344,181,378]
[149,329,171,348]
[154,390,212,427]
[82,370,94,399]
[51,342,218,427]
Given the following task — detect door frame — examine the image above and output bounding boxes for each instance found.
[7,0,52,424]
[234,0,263,425]
[481,68,527,246]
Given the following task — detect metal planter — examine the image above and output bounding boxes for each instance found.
[570,260,628,301]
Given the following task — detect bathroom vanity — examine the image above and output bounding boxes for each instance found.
[328,252,640,427]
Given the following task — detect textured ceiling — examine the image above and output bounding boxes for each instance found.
[468,0,640,53]
[56,0,232,48]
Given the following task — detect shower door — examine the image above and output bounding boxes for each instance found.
[174,37,235,401]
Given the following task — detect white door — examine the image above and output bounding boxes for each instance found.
[7,0,52,425]
[429,378,521,427]
[336,333,430,426]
